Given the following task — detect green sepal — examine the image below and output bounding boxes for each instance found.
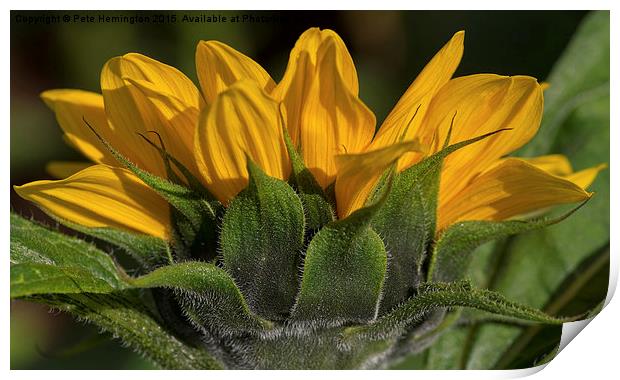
[428,200,589,283]
[372,128,511,314]
[138,132,222,261]
[84,119,212,227]
[83,120,220,260]
[132,261,272,336]
[137,131,213,198]
[291,192,389,325]
[10,214,129,297]
[344,280,567,342]
[281,120,334,232]
[220,160,305,320]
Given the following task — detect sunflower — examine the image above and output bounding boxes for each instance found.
[14,28,602,241]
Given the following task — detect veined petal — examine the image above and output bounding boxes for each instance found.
[421,74,543,207]
[274,27,358,97]
[273,27,359,146]
[370,31,465,171]
[196,40,276,105]
[123,77,201,178]
[194,80,290,204]
[299,41,376,189]
[437,158,594,231]
[272,50,313,146]
[14,165,171,239]
[335,140,422,218]
[40,89,116,165]
[120,53,203,109]
[101,54,203,178]
[46,161,93,179]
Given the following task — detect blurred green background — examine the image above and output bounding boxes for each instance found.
[10,10,604,369]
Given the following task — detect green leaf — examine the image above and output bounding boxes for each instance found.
[48,216,171,269]
[10,214,129,297]
[11,263,126,298]
[132,261,272,336]
[220,161,305,320]
[11,213,267,335]
[428,202,587,283]
[373,128,511,314]
[25,292,222,369]
[292,199,388,324]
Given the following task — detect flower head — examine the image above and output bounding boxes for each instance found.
[14,28,602,240]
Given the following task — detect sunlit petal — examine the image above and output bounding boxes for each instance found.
[124,77,201,178]
[273,27,359,146]
[101,53,203,178]
[422,75,544,207]
[196,40,276,105]
[14,165,171,239]
[194,80,290,204]
[299,40,375,189]
[437,158,594,230]
[121,53,203,109]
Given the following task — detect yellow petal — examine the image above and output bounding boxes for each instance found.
[519,155,605,189]
[121,53,203,109]
[275,27,358,96]
[565,164,607,189]
[123,77,201,178]
[40,89,116,165]
[273,27,359,146]
[299,40,376,189]
[370,31,465,171]
[519,154,573,176]
[272,50,313,146]
[194,80,290,204]
[14,165,171,239]
[101,53,203,178]
[335,140,422,218]
[196,40,276,105]
[422,75,543,207]
[46,161,93,179]
[437,158,593,231]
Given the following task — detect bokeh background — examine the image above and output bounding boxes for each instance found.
[10,10,608,369]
